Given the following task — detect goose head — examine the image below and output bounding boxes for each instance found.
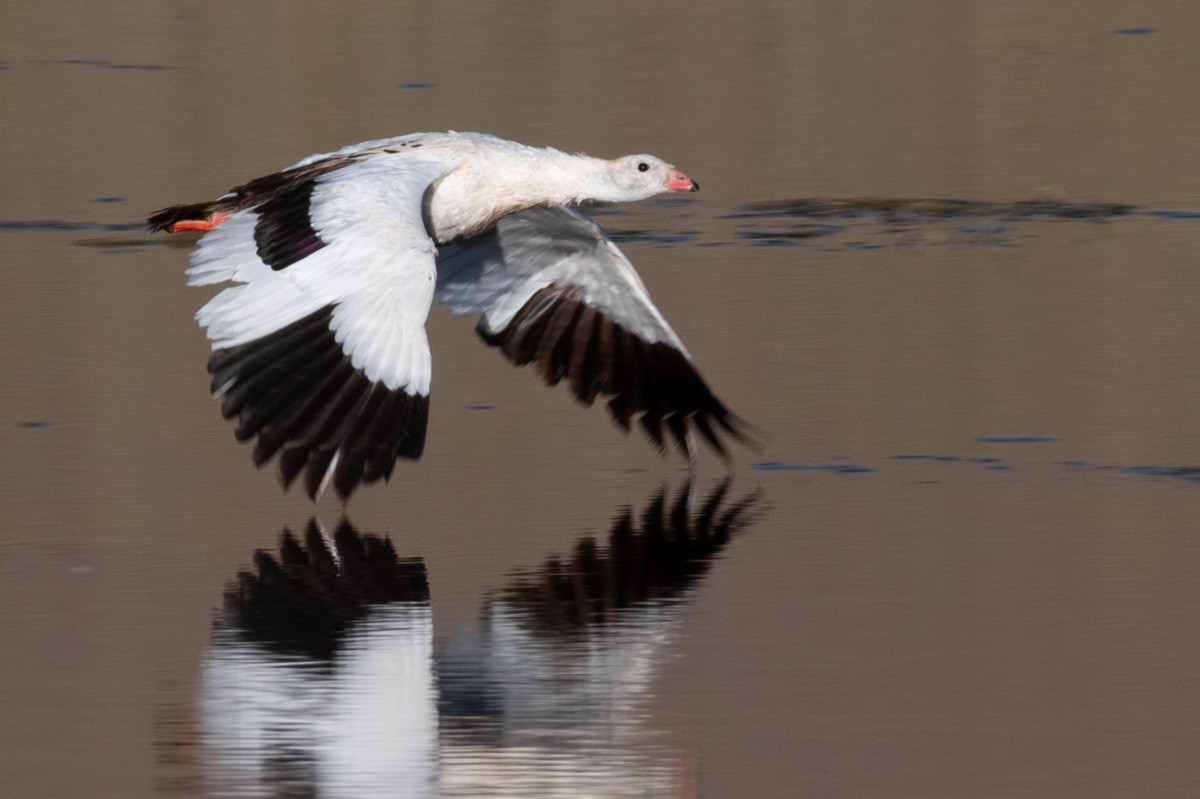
[595,155,699,202]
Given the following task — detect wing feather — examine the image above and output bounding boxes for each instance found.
[173,153,452,499]
[435,206,751,457]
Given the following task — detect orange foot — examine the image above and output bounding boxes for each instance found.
[168,212,230,233]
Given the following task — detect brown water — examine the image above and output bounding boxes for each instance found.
[3,3,1200,797]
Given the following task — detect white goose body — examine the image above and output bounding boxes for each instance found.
[149,131,746,500]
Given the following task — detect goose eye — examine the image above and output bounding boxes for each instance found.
[637,162,649,172]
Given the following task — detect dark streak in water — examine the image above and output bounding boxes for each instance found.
[39,58,176,71]
[738,225,845,243]
[721,196,1173,254]
[1125,466,1200,482]
[0,220,144,232]
[751,462,874,473]
[74,237,163,250]
[1143,210,1200,219]
[1058,461,1200,485]
[891,454,961,462]
[756,452,1200,485]
[725,197,1139,222]
[646,197,699,209]
[608,229,697,245]
[958,224,1011,234]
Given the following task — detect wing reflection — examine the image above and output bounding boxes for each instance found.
[498,480,760,634]
[200,521,438,797]
[183,483,761,798]
[218,519,429,659]
[439,481,761,797]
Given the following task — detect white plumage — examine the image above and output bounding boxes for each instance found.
[149,132,747,500]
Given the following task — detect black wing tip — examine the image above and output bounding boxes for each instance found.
[275,396,430,503]
[731,414,767,454]
[629,406,761,462]
[280,387,430,503]
[708,407,766,457]
[209,307,431,503]
[479,283,758,463]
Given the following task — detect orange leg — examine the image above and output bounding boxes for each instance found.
[168,212,230,233]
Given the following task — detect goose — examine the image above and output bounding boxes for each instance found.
[148,132,749,500]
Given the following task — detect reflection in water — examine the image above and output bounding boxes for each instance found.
[722,194,1167,250]
[439,483,761,797]
[200,521,437,797]
[219,521,429,660]
[496,482,759,635]
[730,196,1138,220]
[174,484,760,798]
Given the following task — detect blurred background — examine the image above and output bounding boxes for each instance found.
[2,2,1200,796]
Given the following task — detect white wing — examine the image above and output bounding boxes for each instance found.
[434,206,747,456]
[183,153,453,500]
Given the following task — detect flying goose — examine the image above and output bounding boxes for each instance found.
[149,132,749,500]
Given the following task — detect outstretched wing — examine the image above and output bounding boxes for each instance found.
[154,153,452,500]
[434,206,749,456]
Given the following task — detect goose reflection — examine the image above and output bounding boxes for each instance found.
[189,482,761,798]
[200,521,437,797]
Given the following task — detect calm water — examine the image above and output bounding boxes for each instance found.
[4,3,1200,797]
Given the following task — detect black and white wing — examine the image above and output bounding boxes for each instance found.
[435,206,749,456]
[153,153,452,500]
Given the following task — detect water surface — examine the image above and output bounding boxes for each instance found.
[3,3,1200,797]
